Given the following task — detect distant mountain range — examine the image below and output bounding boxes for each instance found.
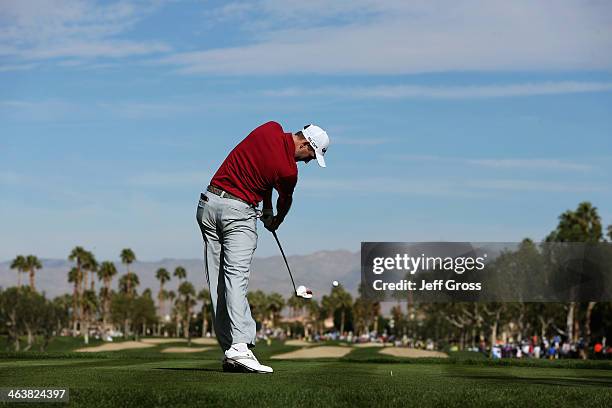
[0,250,361,300]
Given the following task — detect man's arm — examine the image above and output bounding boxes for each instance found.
[264,193,292,232]
[275,193,293,223]
[263,189,273,210]
[261,189,275,230]
[261,189,291,231]
[264,174,296,231]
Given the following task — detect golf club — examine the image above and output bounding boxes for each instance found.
[271,230,312,298]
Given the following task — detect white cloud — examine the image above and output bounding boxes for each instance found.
[0,98,205,121]
[205,2,257,23]
[19,41,169,59]
[300,176,606,197]
[300,177,484,198]
[0,63,38,72]
[465,179,606,193]
[263,82,612,99]
[396,155,594,172]
[163,0,612,74]
[0,0,170,61]
[96,101,202,119]
[466,158,592,172]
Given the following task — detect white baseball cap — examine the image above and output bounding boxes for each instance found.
[302,124,329,167]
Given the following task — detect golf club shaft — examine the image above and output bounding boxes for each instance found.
[272,231,297,293]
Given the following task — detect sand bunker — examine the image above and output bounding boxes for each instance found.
[379,348,448,358]
[161,347,212,353]
[271,346,353,359]
[190,338,219,345]
[284,340,313,347]
[75,341,154,352]
[353,343,384,348]
[141,338,187,344]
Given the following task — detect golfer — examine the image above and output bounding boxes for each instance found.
[196,121,330,373]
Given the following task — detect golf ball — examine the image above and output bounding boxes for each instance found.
[332,280,339,287]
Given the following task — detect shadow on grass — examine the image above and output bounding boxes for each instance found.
[456,374,612,388]
[337,356,612,370]
[154,367,223,373]
[444,365,612,388]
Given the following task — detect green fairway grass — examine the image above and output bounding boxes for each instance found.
[1,338,611,407]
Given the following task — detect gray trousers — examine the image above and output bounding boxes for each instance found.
[196,191,258,351]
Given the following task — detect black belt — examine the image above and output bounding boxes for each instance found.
[206,185,252,206]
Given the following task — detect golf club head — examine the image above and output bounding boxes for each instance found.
[296,285,313,299]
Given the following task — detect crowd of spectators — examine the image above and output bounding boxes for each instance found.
[489,336,610,359]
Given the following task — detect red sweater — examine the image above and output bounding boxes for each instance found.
[211,121,298,206]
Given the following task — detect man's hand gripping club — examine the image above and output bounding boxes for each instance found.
[262,190,292,232]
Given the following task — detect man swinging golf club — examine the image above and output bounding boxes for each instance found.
[196,121,330,373]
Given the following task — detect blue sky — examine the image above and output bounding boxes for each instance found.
[1,0,611,261]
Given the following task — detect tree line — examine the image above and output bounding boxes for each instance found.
[2,201,611,354]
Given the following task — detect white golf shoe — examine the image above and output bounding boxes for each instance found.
[223,345,273,374]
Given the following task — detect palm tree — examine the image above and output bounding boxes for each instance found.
[155,268,171,317]
[167,290,176,306]
[120,248,136,295]
[178,282,196,342]
[352,297,368,336]
[321,294,336,331]
[10,255,26,288]
[24,255,42,291]
[287,295,305,318]
[303,299,320,337]
[354,283,381,336]
[547,201,603,243]
[67,267,82,335]
[82,252,98,292]
[286,295,307,338]
[68,246,88,291]
[331,285,353,334]
[371,301,381,335]
[97,261,117,326]
[78,251,97,334]
[52,294,72,336]
[68,246,89,331]
[173,267,187,336]
[197,288,211,337]
[546,201,604,343]
[575,202,603,242]
[156,289,169,336]
[81,289,98,345]
[174,266,187,282]
[119,273,140,297]
[248,290,268,329]
[266,293,285,328]
[117,271,139,339]
[166,290,177,337]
